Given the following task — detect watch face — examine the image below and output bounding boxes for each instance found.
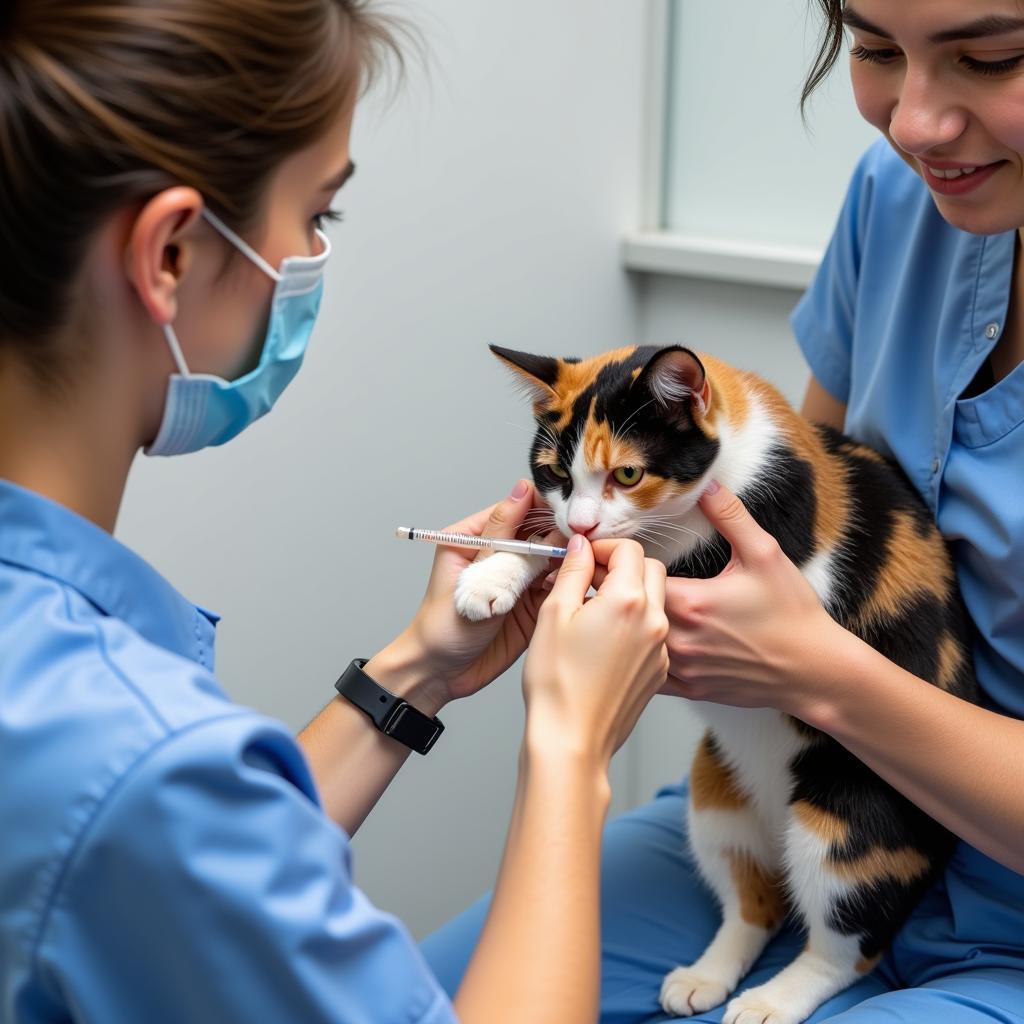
[385,704,443,754]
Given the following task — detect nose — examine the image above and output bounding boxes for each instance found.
[888,68,967,156]
[568,521,598,537]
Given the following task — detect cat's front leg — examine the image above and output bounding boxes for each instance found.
[454,551,548,621]
[661,732,784,1018]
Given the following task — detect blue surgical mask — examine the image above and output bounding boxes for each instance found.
[145,208,332,457]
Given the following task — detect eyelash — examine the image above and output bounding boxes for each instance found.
[850,44,1024,76]
[312,208,345,229]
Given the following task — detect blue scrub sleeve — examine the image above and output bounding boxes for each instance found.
[33,713,455,1024]
[791,146,879,405]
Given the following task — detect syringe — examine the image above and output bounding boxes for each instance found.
[395,527,568,559]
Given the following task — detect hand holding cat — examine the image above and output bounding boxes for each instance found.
[390,479,554,706]
[662,481,844,717]
[523,535,670,765]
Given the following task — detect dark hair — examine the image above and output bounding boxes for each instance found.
[0,0,404,384]
[801,0,845,114]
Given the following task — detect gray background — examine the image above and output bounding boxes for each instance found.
[116,1,864,939]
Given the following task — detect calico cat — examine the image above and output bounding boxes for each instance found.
[455,343,976,1024]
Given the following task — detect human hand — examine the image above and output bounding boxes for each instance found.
[379,480,559,709]
[522,535,669,766]
[661,481,842,716]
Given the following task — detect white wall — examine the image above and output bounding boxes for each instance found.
[117,0,649,939]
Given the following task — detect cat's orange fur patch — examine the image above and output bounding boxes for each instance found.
[935,631,965,693]
[581,398,646,470]
[535,446,560,467]
[830,846,931,886]
[627,473,684,510]
[854,512,953,630]
[727,850,786,930]
[697,352,751,437]
[856,954,882,975]
[793,802,931,885]
[791,800,850,847]
[690,733,749,811]
[548,347,636,430]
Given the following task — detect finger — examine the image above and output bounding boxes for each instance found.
[480,479,536,540]
[545,534,595,614]
[697,480,777,567]
[643,557,667,609]
[589,537,646,589]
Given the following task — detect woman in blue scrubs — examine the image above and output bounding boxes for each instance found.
[0,2,674,1022]
[426,2,1024,1021]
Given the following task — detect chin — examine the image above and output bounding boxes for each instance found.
[931,201,1023,237]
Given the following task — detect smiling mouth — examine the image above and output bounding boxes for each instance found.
[925,165,979,179]
[918,159,1005,195]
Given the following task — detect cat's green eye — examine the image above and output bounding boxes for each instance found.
[549,464,570,480]
[613,466,644,487]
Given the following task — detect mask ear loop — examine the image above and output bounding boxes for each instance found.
[200,207,283,282]
[159,206,285,378]
[162,324,191,377]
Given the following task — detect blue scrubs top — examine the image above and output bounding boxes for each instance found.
[791,137,1024,964]
[0,480,456,1023]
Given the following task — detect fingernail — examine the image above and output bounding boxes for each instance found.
[510,479,529,501]
[702,479,721,498]
[568,533,585,553]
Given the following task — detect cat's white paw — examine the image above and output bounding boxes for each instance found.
[454,553,538,621]
[659,966,732,1017]
[723,986,804,1024]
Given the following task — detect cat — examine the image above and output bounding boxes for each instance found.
[455,343,976,1024]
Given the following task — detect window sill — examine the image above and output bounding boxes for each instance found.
[621,231,821,290]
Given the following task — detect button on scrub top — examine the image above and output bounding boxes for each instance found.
[0,480,455,1023]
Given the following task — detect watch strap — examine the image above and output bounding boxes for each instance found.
[334,658,444,755]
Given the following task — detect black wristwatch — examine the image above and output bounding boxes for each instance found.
[334,658,444,755]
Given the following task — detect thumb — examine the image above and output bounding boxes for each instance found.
[546,534,595,614]
[698,480,775,565]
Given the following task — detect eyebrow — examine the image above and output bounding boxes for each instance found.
[842,8,1024,44]
[322,160,356,192]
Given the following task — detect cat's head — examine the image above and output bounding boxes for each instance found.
[493,344,721,552]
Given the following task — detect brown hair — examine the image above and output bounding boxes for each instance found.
[0,0,403,383]
[801,0,845,114]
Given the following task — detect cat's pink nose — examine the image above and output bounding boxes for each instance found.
[568,521,598,537]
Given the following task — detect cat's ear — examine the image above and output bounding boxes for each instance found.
[490,345,560,406]
[635,346,711,419]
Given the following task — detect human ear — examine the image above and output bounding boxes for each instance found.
[124,187,204,328]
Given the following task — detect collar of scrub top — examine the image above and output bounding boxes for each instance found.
[0,479,219,669]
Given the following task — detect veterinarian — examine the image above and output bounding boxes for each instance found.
[426,1,1024,1021]
[0,2,673,1021]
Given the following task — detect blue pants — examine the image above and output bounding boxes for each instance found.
[422,782,1024,1022]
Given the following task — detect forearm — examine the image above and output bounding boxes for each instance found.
[802,628,1024,873]
[454,734,611,1024]
[297,635,447,836]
